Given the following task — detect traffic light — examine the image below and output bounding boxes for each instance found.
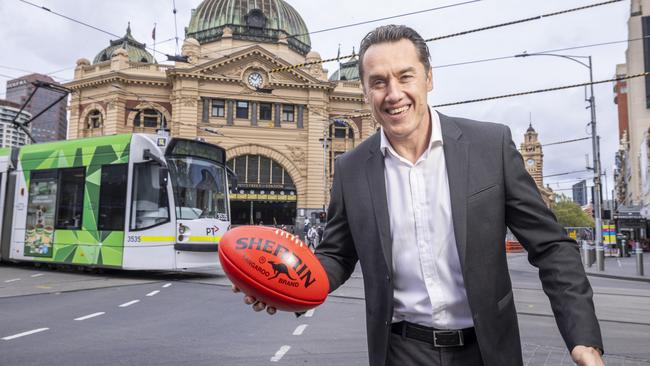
[319,211,327,222]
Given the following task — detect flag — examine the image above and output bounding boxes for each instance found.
[152,24,156,41]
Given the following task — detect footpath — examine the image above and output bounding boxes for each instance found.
[508,249,649,283]
[583,252,649,283]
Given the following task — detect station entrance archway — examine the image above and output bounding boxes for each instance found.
[227,154,297,228]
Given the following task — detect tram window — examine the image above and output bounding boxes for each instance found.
[55,167,85,230]
[98,164,128,231]
[131,162,170,230]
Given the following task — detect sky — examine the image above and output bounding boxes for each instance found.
[0,0,631,202]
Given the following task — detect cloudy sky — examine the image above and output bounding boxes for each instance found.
[0,0,630,201]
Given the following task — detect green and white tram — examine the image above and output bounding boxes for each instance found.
[0,134,231,270]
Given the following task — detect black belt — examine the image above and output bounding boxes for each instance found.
[391,321,476,348]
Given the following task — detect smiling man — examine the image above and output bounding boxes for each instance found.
[239,24,604,366]
[314,25,604,366]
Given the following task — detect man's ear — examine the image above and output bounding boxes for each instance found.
[427,67,433,92]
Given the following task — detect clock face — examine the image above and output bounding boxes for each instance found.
[247,72,263,88]
[526,159,535,166]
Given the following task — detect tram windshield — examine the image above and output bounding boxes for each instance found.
[168,157,228,221]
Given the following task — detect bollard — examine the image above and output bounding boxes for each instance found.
[581,241,590,267]
[636,242,645,277]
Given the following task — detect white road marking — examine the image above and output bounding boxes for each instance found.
[146,290,160,297]
[305,309,315,317]
[4,278,20,283]
[74,312,105,321]
[162,283,172,288]
[30,273,44,278]
[270,345,291,362]
[293,324,308,335]
[119,300,140,307]
[2,328,49,341]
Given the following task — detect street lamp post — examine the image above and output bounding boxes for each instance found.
[319,133,332,213]
[516,52,605,271]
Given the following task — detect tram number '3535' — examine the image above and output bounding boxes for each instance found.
[127,235,142,243]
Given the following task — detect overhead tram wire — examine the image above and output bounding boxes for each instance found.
[289,0,483,38]
[339,72,649,119]
[543,169,591,179]
[189,0,485,63]
[270,0,625,74]
[432,72,647,108]
[16,0,621,80]
[424,0,623,43]
[17,0,181,61]
[542,137,591,147]
[433,35,650,70]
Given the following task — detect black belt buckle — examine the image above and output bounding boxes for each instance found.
[433,330,464,347]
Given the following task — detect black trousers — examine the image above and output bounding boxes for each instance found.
[387,331,485,366]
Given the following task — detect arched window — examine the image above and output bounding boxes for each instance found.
[85,109,103,129]
[133,108,161,128]
[226,154,295,190]
[328,119,355,177]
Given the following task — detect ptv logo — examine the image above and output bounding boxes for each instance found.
[206,226,220,235]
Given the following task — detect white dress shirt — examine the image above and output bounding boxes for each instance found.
[381,108,474,330]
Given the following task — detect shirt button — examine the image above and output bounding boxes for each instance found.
[386,275,390,281]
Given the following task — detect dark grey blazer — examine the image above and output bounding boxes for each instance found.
[315,113,602,366]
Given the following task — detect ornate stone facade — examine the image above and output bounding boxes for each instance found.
[65,1,369,228]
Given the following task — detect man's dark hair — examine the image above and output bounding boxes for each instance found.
[358,24,431,80]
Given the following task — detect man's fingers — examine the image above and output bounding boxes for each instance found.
[244,295,257,305]
[238,291,276,315]
[252,301,267,312]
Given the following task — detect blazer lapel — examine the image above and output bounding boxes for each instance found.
[440,114,469,270]
[366,134,393,273]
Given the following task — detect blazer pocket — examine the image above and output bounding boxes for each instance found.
[468,183,498,201]
[497,290,513,312]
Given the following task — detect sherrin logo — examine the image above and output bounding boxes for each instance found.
[235,236,316,288]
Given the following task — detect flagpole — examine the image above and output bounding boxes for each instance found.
[152,22,156,62]
[337,43,341,81]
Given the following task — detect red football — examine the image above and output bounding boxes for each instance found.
[219,225,329,312]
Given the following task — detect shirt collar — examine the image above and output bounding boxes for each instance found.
[380,107,443,158]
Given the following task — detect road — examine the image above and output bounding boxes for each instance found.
[0,255,648,366]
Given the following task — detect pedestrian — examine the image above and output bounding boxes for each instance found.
[307,225,318,250]
[235,24,603,366]
[317,225,324,245]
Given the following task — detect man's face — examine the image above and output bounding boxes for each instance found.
[361,39,433,142]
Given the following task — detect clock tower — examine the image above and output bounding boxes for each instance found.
[520,123,544,186]
[520,123,554,207]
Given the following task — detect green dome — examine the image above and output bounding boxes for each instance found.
[329,57,360,82]
[93,24,155,64]
[186,0,311,55]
